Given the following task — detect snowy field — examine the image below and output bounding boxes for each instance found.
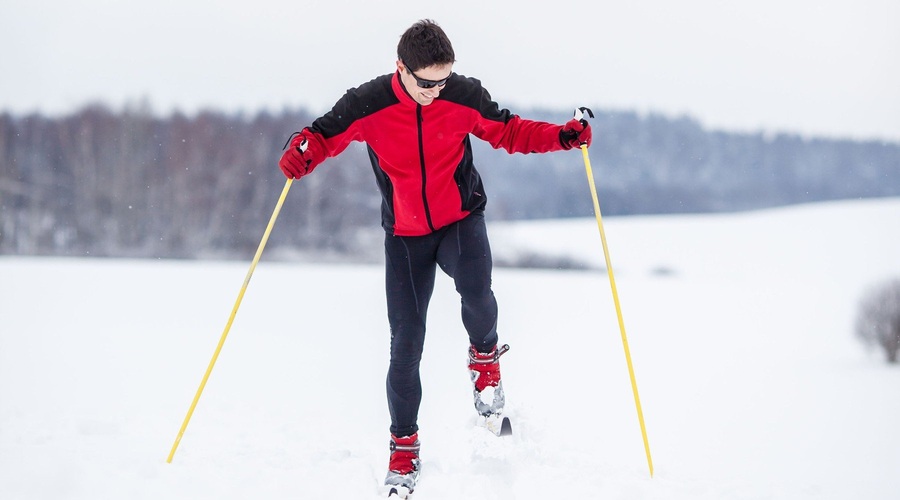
[1,198,899,499]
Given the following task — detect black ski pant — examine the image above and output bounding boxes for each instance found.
[384,211,499,437]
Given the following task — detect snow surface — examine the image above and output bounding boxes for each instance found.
[2,198,899,499]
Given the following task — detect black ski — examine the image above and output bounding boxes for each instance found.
[499,416,513,436]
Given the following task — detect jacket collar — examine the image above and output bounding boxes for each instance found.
[392,70,420,108]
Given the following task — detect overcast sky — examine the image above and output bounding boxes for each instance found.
[2,0,898,141]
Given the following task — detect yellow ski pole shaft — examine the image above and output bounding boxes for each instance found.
[579,131,654,478]
[167,177,294,463]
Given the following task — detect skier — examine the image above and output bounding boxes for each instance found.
[278,19,591,496]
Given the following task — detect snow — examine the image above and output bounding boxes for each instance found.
[2,198,899,499]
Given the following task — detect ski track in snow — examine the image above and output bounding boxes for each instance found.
[1,198,899,499]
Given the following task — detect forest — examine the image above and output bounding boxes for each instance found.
[1,104,897,261]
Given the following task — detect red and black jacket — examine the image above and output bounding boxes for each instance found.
[299,71,568,236]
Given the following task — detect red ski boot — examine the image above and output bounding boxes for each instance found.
[385,433,420,498]
[467,344,510,417]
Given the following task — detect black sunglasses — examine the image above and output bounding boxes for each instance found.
[408,68,452,89]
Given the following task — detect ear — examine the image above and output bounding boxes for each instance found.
[396,60,404,72]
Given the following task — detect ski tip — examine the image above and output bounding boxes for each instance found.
[482,413,513,436]
[499,416,513,437]
[387,485,412,498]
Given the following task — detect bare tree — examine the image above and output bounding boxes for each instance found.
[3,106,900,260]
[855,278,900,363]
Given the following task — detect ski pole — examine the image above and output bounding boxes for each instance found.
[576,108,654,478]
[167,175,294,463]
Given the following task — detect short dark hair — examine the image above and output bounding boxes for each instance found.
[397,19,455,72]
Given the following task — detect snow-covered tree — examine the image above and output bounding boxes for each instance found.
[855,278,900,363]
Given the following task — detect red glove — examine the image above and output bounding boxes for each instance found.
[559,118,592,150]
[279,132,313,179]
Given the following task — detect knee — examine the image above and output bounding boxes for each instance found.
[390,327,426,364]
[455,272,493,302]
[463,289,496,314]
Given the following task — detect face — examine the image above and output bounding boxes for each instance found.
[397,61,453,106]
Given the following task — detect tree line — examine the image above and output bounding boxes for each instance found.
[1,104,898,261]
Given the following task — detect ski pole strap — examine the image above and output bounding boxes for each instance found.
[574,106,594,121]
[281,131,309,152]
[469,343,510,364]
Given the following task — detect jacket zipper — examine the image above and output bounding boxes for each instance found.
[416,104,435,232]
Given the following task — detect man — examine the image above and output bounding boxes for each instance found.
[278,19,591,496]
